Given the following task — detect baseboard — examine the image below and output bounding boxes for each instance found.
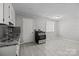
[20,41,35,45]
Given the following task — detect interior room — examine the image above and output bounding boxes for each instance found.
[0,3,79,56]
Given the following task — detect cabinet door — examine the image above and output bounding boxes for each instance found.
[4,3,10,25]
[0,46,16,56]
[10,4,15,26]
[0,3,3,23]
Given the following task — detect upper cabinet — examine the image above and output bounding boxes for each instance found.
[0,3,3,23]
[9,4,15,26]
[0,3,15,26]
[4,3,10,25]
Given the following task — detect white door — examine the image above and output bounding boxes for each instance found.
[23,18,34,43]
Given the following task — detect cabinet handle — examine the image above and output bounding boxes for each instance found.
[9,5,10,19]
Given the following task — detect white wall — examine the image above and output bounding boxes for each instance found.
[34,18,46,32]
[16,12,79,42]
[15,14,79,41]
[59,16,79,41]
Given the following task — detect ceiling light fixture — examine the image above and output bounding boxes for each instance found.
[52,16,63,19]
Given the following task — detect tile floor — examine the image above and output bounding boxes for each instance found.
[20,33,79,56]
[20,39,79,56]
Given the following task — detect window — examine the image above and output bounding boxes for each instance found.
[46,20,55,32]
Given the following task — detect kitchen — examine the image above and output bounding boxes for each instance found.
[0,3,79,56]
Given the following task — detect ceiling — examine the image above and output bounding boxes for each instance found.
[13,3,79,19]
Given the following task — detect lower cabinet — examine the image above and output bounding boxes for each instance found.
[0,45,16,56]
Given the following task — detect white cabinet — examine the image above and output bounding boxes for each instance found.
[4,3,10,25]
[0,46,16,56]
[0,3,3,23]
[0,3,15,26]
[9,4,15,26]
